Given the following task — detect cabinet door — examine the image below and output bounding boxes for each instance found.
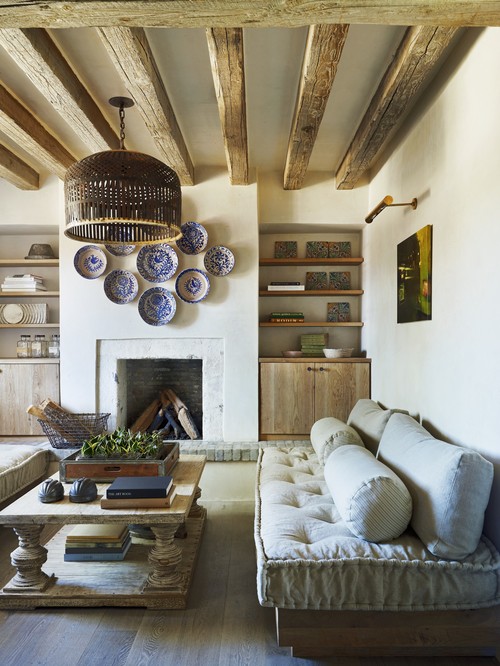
[314,362,370,423]
[260,363,315,435]
[0,363,60,435]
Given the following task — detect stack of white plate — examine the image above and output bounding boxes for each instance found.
[0,303,48,324]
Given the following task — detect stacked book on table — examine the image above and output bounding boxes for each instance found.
[100,475,176,509]
[1,274,47,292]
[301,332,328,357]
[64,524,130,561]
[267,281,305,291]
[268,311,304,323]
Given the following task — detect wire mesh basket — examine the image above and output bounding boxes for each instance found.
[38,412,110,449]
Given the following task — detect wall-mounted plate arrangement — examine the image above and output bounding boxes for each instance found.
[104,270,139,304]
[138,287,177,325]
[176,221,208,255]
[204,245,235,276]
[74,245,107,279]
[105,244,136,256]
[136,244,179,282]
[175,268,211,304]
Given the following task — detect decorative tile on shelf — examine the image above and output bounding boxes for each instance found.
[329,241,352,258]
[274,241,297,259]
[306,241,329,258]
[305,271,328,290]
[329,271,351,290]
[327,302,351,322]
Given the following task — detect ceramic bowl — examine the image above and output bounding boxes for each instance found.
[323,348,354,358]
[282,351,303,358]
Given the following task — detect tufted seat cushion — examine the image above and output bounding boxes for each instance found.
[0,444,50,506]
[255,446,500,611]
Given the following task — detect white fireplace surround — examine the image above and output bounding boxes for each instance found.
[96,338,224,440]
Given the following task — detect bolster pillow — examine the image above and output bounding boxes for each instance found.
[347,399,408,455]
[310,416,364,465]
[324,445,412,542]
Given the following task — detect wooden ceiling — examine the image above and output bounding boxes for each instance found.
[0,2,495,192]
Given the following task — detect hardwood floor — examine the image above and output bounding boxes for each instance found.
[0,502,498,666]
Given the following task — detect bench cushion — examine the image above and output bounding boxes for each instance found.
[324,445,412,542]
[0,444,49,505]
[310,416,364,465]
[378,413,494,560]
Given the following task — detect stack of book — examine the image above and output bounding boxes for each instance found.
[267,282,305,291]
[64,524,131,561]
[100,475,176,509]
[268,311,304,323]
[1,274,46,292]
[301,333,328,357]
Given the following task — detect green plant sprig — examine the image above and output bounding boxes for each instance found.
[80,428,164,459]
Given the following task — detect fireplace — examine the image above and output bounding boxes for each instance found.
[96,338,224,440]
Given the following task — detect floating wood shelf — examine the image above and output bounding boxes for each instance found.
[260,321,363,327]
[259,257,363,266]
[0,259,59,267]
[0,323,59,329]
[259,289,363,297]
[0,291,59,297]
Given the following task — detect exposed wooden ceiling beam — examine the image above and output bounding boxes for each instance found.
[0,83,76,178]
[0,143,39,189]
[284,24,349,190]
[206,27,248,185]
[0,2,497,29]
[335,26,458,190]
[98,26,195,185]
[0,28,119,153]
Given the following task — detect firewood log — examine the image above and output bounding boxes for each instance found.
[130,398,162,433]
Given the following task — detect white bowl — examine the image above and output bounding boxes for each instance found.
[323,348,354,358]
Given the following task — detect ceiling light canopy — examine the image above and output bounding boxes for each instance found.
[64,97,182,245]
[365,195,417,224]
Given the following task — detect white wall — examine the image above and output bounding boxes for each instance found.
[59,167,260,442]
[363,28,500,548]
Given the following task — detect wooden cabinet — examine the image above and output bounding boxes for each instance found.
[259,359,370,438]
[0,360,60,434]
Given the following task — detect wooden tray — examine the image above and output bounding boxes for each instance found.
[59,442,179,482]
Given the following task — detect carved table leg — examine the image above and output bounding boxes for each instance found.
[3,524,55,593]
[189,486,206,519]
[143,523,185,592]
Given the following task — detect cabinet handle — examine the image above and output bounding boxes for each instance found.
[307,367,313,372]
[319,366,325,372]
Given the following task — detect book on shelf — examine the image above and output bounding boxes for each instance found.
[64,538,132,562]
[65,535,132,554]
[270,312,304,317]
[106,475,174,499]
[267,284,305,291]
[65,523,129,543]
[269,318,305,323]
[269,281,301,286]
[1,285,47,291]
[101,486,178,509]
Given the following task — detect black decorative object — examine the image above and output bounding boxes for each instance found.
[69,477,98,503]
[38,478,64,503]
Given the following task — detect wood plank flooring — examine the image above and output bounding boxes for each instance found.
[0,501,498,666]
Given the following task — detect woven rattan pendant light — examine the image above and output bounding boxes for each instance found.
[64,97,182,245]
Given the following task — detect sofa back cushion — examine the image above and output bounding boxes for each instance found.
[378,413,494,560]
[347,399,407,455]
[324,445,412,542]
[310,416,364,465]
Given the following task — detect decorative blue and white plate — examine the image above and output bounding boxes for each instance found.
[136,244,179,282]
[176,221,208,255]
[103,270,138,304]
[105,244,136,256]
[138,287,176,325]
[74,245,107,279]
[204,245,235,276]
[175,268,211,304]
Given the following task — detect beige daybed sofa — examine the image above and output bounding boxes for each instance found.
[0,442,50,508]
[255,400,500,658]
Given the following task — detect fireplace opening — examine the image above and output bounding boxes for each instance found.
[125,359,203,439]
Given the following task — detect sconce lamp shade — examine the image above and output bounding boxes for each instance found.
[64,149,182,245]
[365,195,417,224]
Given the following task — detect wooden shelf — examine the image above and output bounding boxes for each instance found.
[260,289,363,297]
[0,259,59,268]
[0,357,60,363]
[260,321,363,327]
[0,323,59,329]
[260,257,363,266]
[0,291,59,297]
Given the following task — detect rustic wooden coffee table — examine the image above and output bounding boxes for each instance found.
[0,454,206,610]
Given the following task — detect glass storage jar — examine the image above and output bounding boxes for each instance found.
[17,334,32,358]
[32,334,48,358]
[48,334,60,358]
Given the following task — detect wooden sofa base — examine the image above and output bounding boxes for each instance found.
[276,606,500,659]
